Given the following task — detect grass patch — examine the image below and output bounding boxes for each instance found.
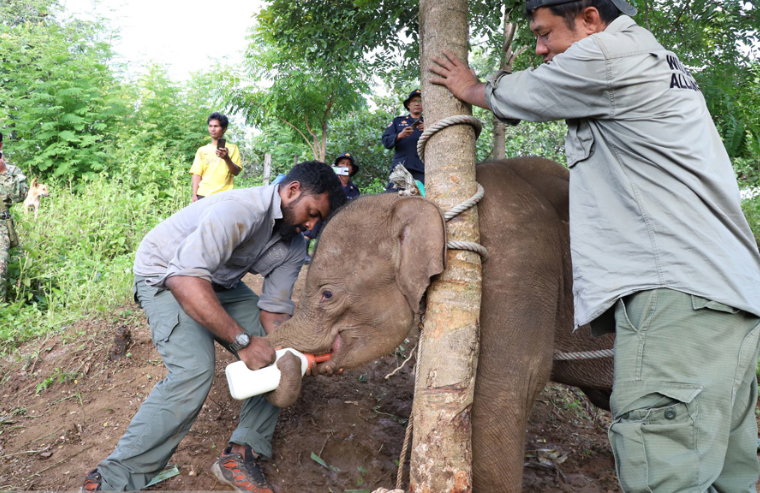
[1,169,187,352]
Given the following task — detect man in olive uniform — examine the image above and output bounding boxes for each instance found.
[0,131,29,302]
[431,0,760,491]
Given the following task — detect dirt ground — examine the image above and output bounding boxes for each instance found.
[0,271,754,492]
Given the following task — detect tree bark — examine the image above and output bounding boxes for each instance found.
[264,153,272,185]
[412,1,482,492]
[492,13,517,160]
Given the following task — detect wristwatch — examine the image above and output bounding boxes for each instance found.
[229,332,251,352]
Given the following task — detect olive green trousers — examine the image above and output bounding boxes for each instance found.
[97,277,279,491]
[609,288,760,493]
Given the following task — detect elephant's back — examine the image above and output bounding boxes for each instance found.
[476,157,569,223]
[475,157,570,253]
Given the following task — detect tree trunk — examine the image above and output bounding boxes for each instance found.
[412,1,482,492]
[492,115,506,160]
[263,153,272,185]
[492,13,517,160]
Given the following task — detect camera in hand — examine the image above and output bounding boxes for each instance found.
[333,166,350,176]
[216,138,226,149]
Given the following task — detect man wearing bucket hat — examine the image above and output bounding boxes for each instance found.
[431,0,760,491]
[382,89,425,189]
[332,152,361,201]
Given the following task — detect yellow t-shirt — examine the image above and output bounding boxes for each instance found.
[189,143,242,197]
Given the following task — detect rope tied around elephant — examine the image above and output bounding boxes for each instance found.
[393,113,488,261]
[553,349,614,361]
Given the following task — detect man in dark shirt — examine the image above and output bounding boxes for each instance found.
[332,152,361,201]
[382,89,425,189]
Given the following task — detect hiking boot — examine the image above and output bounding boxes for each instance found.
[212,445,275,493]
[81,469,102,492]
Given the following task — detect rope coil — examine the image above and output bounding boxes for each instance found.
[417,114,483,162]
[414,113,488,260]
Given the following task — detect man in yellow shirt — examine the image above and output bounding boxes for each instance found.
[190,112,242,202]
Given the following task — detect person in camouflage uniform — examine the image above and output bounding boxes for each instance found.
[0,131,29,302]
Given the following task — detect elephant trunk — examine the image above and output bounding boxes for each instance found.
[266,312,332,355]
[265,351,303,408]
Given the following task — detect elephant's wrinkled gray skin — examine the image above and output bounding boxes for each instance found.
[268,158,615,492]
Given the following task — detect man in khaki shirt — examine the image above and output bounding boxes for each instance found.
[82,161,347,493]
[431,0,760,491]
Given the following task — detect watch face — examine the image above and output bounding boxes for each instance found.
[235,333,250,347]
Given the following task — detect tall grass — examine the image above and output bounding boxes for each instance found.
[1,157,188,352]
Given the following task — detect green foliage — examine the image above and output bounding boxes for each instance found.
[239,99,401,189]
[221,9,372,162]
[637,1,760,162]
[110,65,215,166]
[0,165,187,350]
[0,5,129,179]
[742,193,760,244]
[256,0,420,89]
[324,102,397,188]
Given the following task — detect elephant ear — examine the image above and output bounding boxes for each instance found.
[391,197,447,314]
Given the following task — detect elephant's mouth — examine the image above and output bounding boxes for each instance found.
[315,332,344,375]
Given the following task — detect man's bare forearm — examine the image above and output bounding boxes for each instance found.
[461,82,488,109]
[224,157,241,176]
[191,174,201,199]
[166,276,242,342]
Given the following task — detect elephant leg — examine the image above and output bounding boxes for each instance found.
[472,379,539,493]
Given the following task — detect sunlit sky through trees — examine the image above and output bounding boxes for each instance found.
[63,0,264,80]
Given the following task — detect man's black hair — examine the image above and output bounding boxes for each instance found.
[526,0,621,30]
[207,112,229,129]
[0,131,3,143]
[281,161,348,215]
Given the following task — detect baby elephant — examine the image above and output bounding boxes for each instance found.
[269,157,615,493]
[23,178,50,219]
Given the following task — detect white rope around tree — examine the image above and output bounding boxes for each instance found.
[417,114,483,162]
[412,113,489,260]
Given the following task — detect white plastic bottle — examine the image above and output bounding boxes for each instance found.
[225,348,330,400]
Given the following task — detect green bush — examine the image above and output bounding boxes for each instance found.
[0,163,188,351]
[742,192,760,244]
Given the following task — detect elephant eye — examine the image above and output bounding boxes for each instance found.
[322,291,333,300]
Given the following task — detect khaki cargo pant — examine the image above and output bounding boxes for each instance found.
[97,276,279,491]
[609,288,760,492]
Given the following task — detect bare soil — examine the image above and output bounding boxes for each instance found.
[0,271,753,492]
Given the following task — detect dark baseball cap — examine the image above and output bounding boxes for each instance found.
[526,0,637,16]
[403,89,422,110]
